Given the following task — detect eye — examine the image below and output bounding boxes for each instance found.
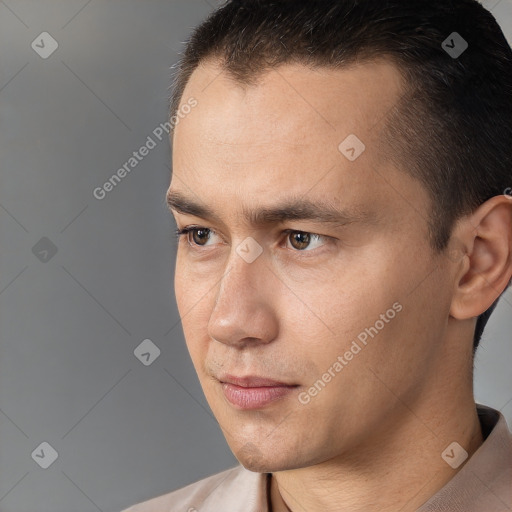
[175,226,219,247]
[283,230,328,251]
[175,226,330,252]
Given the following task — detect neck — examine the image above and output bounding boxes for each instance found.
[270,397,483,512]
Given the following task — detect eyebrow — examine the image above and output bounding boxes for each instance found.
[166,190,377,229]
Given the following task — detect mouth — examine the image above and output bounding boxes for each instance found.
[218,374,300,410]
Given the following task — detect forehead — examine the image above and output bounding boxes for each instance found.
[173,57,404,148]
[170,58,413,223]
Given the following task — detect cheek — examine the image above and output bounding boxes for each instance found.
[291,265,414,402]
[174,264,213,362]
[317,271,400,338]
[174,255,212,319]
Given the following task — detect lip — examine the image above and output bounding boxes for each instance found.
[218,375,299,410]
[219,374,296,387]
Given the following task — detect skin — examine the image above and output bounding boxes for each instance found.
[167,57,512,512]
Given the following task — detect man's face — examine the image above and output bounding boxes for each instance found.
[169,59,456,472]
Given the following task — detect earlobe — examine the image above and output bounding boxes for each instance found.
[449,195,512,320]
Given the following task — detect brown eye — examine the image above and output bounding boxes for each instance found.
[175,226,221,248]
[190,228,211,246]
[288,231,311,250]
[284,230,328,252]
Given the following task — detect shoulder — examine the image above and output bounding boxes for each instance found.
[121,464,267,512]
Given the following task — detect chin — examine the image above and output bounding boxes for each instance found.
[234,442,302,473]
[234,441,268,472]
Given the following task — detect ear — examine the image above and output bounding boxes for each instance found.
[449,194,512,320]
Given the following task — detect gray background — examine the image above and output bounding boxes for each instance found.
[0,1,511,511]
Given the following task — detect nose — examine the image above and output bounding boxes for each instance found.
[207,247,279,349]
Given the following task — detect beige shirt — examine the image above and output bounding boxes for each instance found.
[122,404,512,512]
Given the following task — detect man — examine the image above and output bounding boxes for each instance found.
[122,0,512,510]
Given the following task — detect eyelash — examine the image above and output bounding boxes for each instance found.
[174,226,330,253]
